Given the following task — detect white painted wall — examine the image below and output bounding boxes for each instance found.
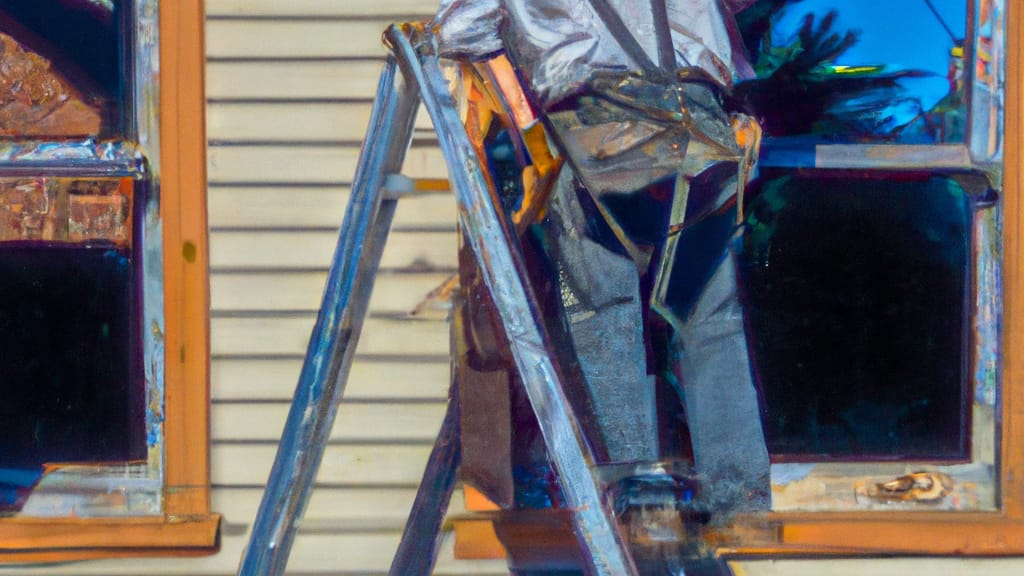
[1,1,1022,574]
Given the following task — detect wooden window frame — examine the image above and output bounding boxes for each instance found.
[0,0,219,562]
[715,1,1024,559]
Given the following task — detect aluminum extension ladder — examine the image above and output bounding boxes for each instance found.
[237,23,639,576]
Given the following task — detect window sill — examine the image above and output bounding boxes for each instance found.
[0,514,221,561]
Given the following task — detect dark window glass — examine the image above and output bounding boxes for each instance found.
[0,243,142,470]
[739,171,972,459]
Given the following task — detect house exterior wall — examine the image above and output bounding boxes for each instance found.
[1,1,1023,574]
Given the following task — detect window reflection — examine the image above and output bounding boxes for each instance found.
[737,0,967,143]
[0,0,123,138]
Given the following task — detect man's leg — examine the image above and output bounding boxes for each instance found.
[663,217,771,512]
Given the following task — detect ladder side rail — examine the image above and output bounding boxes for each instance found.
[238,56,421,576]
[386,25,639,576]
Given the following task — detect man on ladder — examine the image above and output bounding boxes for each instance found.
[434,0,771,514]
[240,3,769,574]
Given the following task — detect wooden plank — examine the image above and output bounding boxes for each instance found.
[216,486,416,526]
[212,486,469,526]
[207,20,392,59]
[207,186,452,230]
[777,518,1024,556]
[211,444,431,485]
[1001,0,1024,521]
[212,358,451,401]
[734,560,1024,576]
[211,402,446,442]
[207,145,448,183]
[211,316,449,357]
[6,531,510,575]
[206,60,384,100]
[206,102,434,143]
[161,0,213,520]
[0,516,219,555]
[209,230,457,271]
[207,102,374,142]
[211,271,451,312]
[206,0,438,17]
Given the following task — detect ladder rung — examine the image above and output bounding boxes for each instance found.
[381,174,450,199]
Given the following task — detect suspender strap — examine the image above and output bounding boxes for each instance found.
[586,0,671,80]
[648,0,678,73]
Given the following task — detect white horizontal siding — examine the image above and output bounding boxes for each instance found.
[212,358,450,402]
[207,187,451,229]
[212,444,433,486]
[207,146,447,183]
[212,403,447,443]
[206,20,394,59]
[202,3,502,575]
[213,486,467,526]
[208,102,376,142]
[211,271,453,312]
[4,535,504,575]
[207,60,384,100]
[210,231,455,271]
[207,103,434,142]
[211,317,448,357]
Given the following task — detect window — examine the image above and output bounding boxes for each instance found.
[721,0,1000,514]
[0,0,216,561]
[453,0,1024,563]
[726,0,1024,554]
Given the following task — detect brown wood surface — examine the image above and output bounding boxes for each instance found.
[1001,0,1024,521]
[159,0,216,526]
[0,517,220,551]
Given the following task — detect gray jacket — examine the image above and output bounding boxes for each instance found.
[433,0,756,107]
